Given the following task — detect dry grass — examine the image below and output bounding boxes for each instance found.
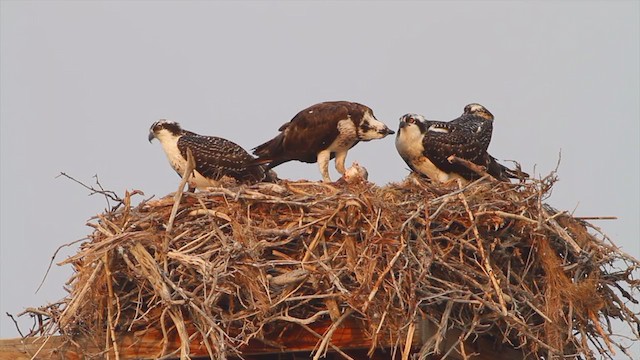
[21,172,640,359]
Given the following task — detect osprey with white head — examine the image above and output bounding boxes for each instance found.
[253,101,395,182]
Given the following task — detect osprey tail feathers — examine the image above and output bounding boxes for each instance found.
[486,156,529,181]
[252,133,287,170]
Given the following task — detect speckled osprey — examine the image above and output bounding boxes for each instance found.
[395,104,522,183]
[253,101,395,182]
[149,120,269,189]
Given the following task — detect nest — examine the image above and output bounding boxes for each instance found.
[23,173,640,359]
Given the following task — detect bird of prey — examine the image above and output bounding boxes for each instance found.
[149,120,270,190]
[395,105,523,183]
[253,101,395,182]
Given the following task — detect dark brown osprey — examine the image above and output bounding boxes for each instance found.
[149,120,270,189]
[395,104,525,183]
[253,101,395,182]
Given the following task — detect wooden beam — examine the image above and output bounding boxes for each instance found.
[0,319,524,359]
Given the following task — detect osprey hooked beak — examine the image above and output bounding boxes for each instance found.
[382,127,395,135]
[148,130,156,143]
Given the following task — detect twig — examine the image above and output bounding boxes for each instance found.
[458,193,508,316]
[447,155,492,180]
[58,260,104,329]
[168,308,191,360]
[36,237,87,293]
[5,312,25,338]
[402,322,416,360]
[29,334,54,360]
[103,253,120,360]
[298,322,355,360]
[166,149,196,236]
[312,308,354,360]
[164,148,196,275]
[301,211,338,264]
[56,172,122,209]
[362,241,407,312]
[272,310,329,325]
[429,175,490,205]
[475,210,538,224]
[541,207,583,253]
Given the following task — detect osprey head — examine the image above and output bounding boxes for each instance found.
[398,113,427,130]
[149,120,183,142]
[356,109,395,141]
[463,103,494,121]
[397,113,430,145]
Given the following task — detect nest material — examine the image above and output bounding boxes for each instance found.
[24,174,640,359]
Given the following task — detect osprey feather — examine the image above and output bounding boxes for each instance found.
[395,104,523,183]
[252,101,395,182]
[149,120,269,189]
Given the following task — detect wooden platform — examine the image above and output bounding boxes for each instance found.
[0,318,524,360]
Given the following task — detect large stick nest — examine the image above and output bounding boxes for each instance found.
[24,173,640,359]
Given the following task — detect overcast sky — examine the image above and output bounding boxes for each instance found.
[1,0,638,357]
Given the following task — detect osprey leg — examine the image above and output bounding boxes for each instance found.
[334,151,348,175]
[317,150,332,182]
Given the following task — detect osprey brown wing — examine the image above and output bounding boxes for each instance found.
[421,119,493,180]
[449,114,493,153]
[253,102,349,166]
[422,120,526,181]
[178,134,265,182]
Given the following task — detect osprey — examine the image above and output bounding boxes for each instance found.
[253,101,395,182]
[395,106,522,183]
[149,120,269,190]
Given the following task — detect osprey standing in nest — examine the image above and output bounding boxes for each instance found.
[149,120,271,190]
[253,101,395,182]
[395,104,524,183]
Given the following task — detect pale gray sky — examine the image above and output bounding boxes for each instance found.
[1,0,638,357]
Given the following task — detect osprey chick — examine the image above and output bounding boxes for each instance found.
[253,101,395,182]
[149,120,269,190]
[395,104,522,183]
